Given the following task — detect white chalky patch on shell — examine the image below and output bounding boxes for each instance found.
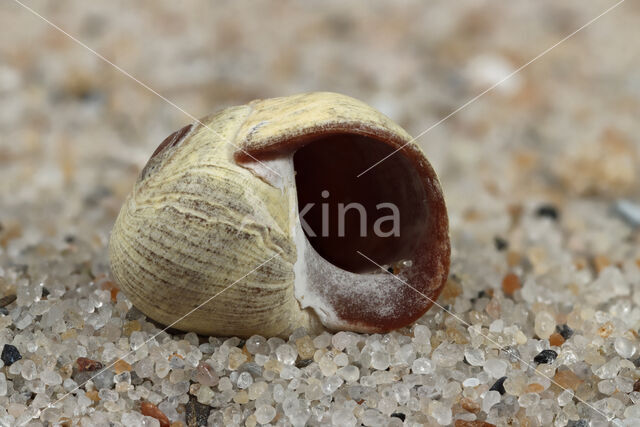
[244,154,401,330]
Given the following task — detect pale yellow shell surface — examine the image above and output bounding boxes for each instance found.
[109,92,434,337]
[110,105,313,337]
[237,92,412,155]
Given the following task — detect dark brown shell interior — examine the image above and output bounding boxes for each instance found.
[235,127,450,333]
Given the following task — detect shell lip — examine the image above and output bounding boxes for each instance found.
[234,124,410,163]
[235,122,451,334]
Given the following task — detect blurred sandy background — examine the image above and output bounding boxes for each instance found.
[1,0,638,243]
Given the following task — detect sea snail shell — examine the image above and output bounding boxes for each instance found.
[109,92,450,338]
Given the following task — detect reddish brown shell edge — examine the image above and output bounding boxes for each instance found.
[234,124,451,333]
[139,124,194,181]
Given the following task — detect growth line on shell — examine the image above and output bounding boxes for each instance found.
[46,254,280,411]
[356,0,626,178]
[11,0,282,179]
[356,251,610,421]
